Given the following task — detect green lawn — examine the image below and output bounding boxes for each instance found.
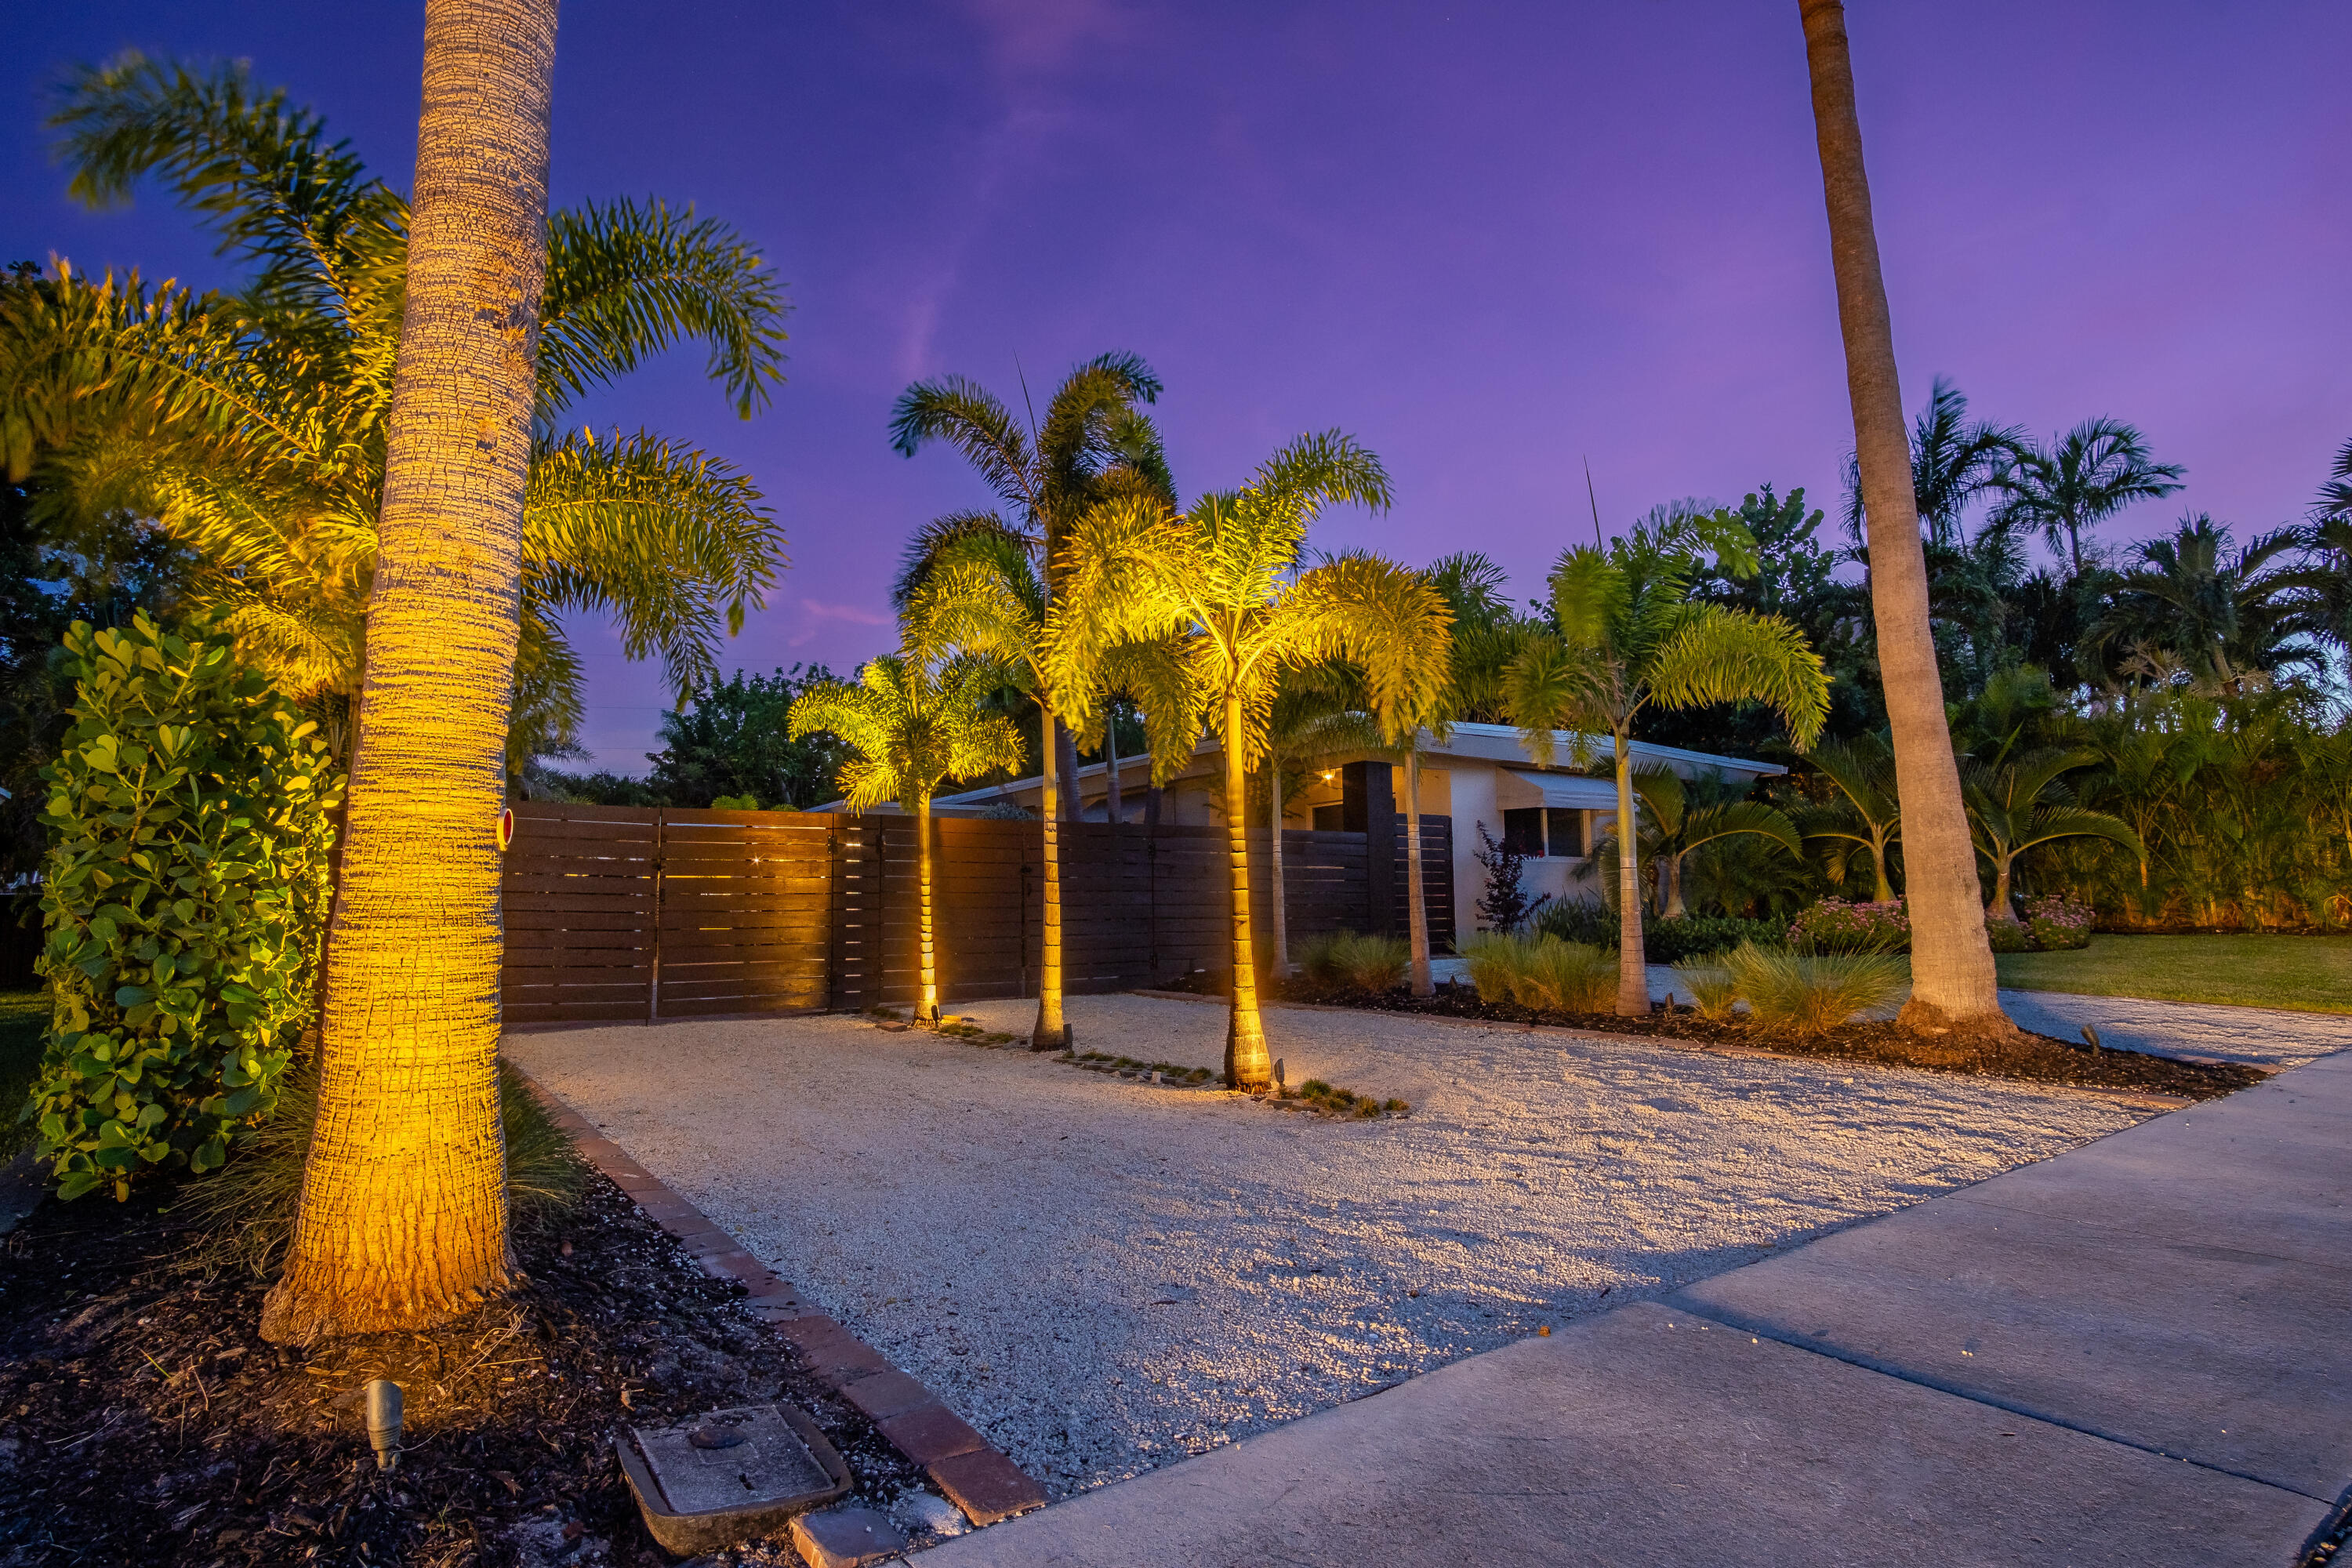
[0,989,45,1156]
[1996,934,2352,1014]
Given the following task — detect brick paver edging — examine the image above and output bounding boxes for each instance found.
[506,1062,1049,1529]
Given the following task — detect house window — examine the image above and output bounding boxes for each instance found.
[1546,808,1587,858]
[1312,803,1344,833]
[1501,808,1547,856]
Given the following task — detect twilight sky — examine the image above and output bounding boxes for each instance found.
[7,2,2347,771]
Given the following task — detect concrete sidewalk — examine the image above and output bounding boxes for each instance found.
[925,1054,2350,1566]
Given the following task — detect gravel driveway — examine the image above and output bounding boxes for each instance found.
[505,993,2158,1499]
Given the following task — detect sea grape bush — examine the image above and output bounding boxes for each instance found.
[2024,895,2096,950]
[1788,897,1911,953]
[30,615,340,1200]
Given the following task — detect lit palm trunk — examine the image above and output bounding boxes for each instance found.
[1611,738,1647,1014]
[261,0,557,1342]
[1033,731,1065,1045]
[1403,746,1432,996]
[1798,0,2006,1033]
[916,791,938,1017]
[1224,692,1272,1087]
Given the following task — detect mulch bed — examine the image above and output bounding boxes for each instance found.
[0,1167,922,1567]
[1157,973,2263,1100]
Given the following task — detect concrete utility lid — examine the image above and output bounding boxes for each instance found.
[617,1403,851,1557]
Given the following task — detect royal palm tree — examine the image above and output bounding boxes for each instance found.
[788,643,1025,1022]
[1050,432,1450,1088]
[888,356,1171,1048]
[1621,768,1802,920]
[1997,416,2183,573]
[257,0,560,1343]
[1801,734,1903,902]
[1799,0,2009,1036]
[1504,510,1828,1013]
[1963,749,2144,922]
[8,54,786,768]
[2092,517,2321,695]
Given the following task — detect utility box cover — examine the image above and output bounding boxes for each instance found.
[619,1403,851,1556]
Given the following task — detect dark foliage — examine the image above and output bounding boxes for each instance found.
[644,663,851,810]
[1471,822,1544,933]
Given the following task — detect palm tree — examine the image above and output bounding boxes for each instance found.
[1997,417,2183,574]
[2313,437,2352,526]
[1963,749,2143,922]
[9,55,787,768]
[1622,768,1802,919]
[1050,432,1450,1088]
[888,356,1171,1049]
[2092,516,2321,695]
[788,643,1025,1022]
[1504,510,1829,1014]
[255,0,559,1344]
[1801,735,1902,902]
[1844,378,2024,550]
[1799,0,2009,1036]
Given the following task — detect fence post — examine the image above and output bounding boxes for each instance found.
[647,808,666,1024]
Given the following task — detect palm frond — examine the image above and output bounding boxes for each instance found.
[891,510,1032,609]
[888,376,1036,512]
[537,198,789,421]
[1643,605,1831,750]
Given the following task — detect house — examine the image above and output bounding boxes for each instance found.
[908,722,1784,949]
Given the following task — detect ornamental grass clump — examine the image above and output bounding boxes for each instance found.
[1460,932,1615,1013]
[1722,941,1907,1036]
[1296,931,1410,993]
[30,616,340,1200]
[1671,960,1742,1022]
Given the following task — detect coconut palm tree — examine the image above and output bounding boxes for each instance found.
[8,54,787,769]
[1621,768,1803,920]
[1798,0,2009,1036]
[1997,417,2183,574]
[1963,749,2144,922]
[788,643,1025,1022]
[252,0,558,1344]
[1049,432,1450,1088]
[1801,734,1903,902]
[888,357,1171,1048]
[1504,510,1828,1013]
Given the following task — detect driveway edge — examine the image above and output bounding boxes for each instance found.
[506,1060,1049,1528]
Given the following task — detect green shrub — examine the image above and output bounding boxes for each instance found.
[1533,900,1615,947]
[1984,917,2035,953]
[1643,916,1785,963]
[1788,898,1911,954]
[1461,932,1615,1012]
[1722,942,1907,1035]
[1295,930,1409,992]
[29,616,340,1200]
[2024,895,2094,950]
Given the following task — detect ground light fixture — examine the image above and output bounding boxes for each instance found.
[365,1379,404,1471]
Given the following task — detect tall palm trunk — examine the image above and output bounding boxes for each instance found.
[1798,0,2007,1035]
[1404,746,1432,996]
[261,0,557,1343]
[1269,763,1290,975]
[1662,854,1687,920]
[916,791,939,1020]
[1030,710,1066,1048]
[1611,731,1649,1015]
[1222,692,1272,1088]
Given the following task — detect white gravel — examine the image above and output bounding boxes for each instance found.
[505,993,2160,1499]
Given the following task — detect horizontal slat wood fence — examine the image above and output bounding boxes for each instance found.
[500,802,1450,1027]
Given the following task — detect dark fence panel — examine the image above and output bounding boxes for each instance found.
[497,805,1454,1024]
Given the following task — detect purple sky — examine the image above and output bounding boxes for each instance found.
[9,2,2348,771]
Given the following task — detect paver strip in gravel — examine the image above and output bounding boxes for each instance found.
[504,992,2165,1501]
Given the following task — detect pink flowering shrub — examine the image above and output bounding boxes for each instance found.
[1788,897,1910,954]
[2024,895,2096,950]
